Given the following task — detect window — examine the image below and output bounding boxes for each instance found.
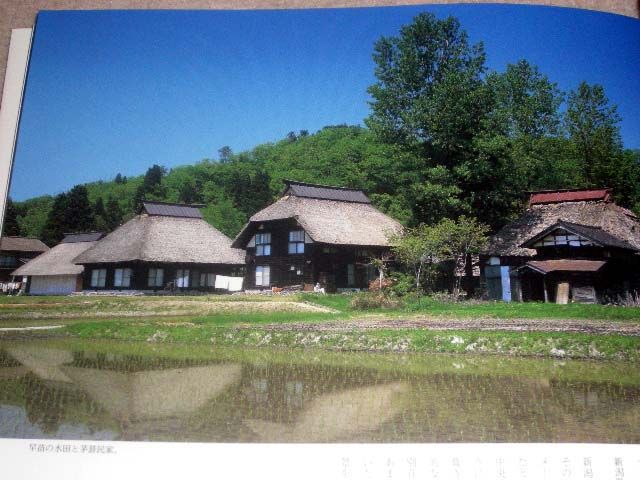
[347,264,355,287]
[200,272,216,287]
[114,268,132,287]
[90,269,107,288]
[191,270,200,288]
[256,266,270,286]
[176,269,190,288]
[288,230,305,254]
[255,233,271,256]
[148,268,164,287]
[0,255,16,267]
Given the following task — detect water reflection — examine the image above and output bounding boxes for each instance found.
[0,341,638,443]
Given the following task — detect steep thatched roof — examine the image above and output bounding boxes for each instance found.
[0,236,49,253]
[74,205,245,265]
[487,199,640,257]
[12,237,100,276]
[233,182,403,248]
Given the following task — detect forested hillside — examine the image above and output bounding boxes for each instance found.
[6,13,640,246]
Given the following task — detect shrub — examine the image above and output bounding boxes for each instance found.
[350,292,400,310]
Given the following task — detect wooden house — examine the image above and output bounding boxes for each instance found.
[11,232,104,295]
[482,188,640,304]
[231,180,403,291]
[73,202,245,292]
[0,236,49,282]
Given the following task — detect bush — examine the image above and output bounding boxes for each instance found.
[350,292,401,310]
[388,272,416,297]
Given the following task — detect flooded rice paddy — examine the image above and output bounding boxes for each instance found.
[0,339,638,443]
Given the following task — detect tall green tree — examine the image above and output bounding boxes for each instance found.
[65,185,95,232]
[2,198,21,236]
[41,193,70,246]
[133,164,167,211]
[367,13,487,161]
[104,196,124,231]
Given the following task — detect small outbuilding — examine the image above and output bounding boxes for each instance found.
[73,202,245,292]
[482,188,640,304]
[0,236,49,283]
[11,232,104,295]
[232,180,403,291]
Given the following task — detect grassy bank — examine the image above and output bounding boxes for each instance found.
[57,319,640,362]
[1,293,639,361]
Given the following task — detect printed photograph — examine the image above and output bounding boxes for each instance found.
[0,4,639,443]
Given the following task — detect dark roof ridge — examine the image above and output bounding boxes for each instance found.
[142,200,206,208]
[527,187,611,194]
[283,179,365,192]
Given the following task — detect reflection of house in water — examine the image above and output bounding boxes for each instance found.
[61,363,242,422]
[1,344,639,443]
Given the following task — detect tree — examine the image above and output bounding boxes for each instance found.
[103,196,124,231]
[133,164,167,211]
[65,185,95,233]
[430,216,489,296]
[2,198,21,236]
[218,146,232,163]
[565,82,622,184]
[41,193,70,246]
[114,173,123,184]
[390,225,442,299]
[286,131,298,143]
[366,13,487,163]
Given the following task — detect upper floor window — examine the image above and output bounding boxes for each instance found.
[0,255,16,267]
[255,233,271,256]
[90,268,107,288]
[288,230,305,254]
[114,268,132,287]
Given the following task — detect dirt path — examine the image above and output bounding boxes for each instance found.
[259,317,640,336]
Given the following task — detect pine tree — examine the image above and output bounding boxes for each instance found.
[2,198,21,236]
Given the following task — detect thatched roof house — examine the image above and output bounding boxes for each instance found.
[11,232,103,295]
[73,202,245,292]
[486,189,640,258]
[483,188,640,304]
[232,181,403,291]
[0,236,49,282]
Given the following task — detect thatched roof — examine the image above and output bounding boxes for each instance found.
[487,197,640,257]
[74,204,245,265]
[0,236,49,253]
[521,220,639,252]
[233,182,402,248]
[12,237,100,276]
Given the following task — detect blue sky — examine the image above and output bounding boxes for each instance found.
[9,5,640,200]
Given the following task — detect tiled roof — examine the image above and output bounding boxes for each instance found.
[529,188,611,205]
[524,259,607,274]
[143,201,204,219]
[61,232,105,244]
[284,180,371,204]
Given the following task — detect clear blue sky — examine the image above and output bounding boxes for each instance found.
[9,4,640,200]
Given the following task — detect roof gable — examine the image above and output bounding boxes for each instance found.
[73,214,245,265]
[529,188,611,205]
[486,199,640,258]
[142,201,204,219]
[284,180,371,204]
[521,220,639,251]
[232,195,402,248]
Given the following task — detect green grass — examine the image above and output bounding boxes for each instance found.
[60,320,640,362]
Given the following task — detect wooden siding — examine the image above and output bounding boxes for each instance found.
[245,218,387,291]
